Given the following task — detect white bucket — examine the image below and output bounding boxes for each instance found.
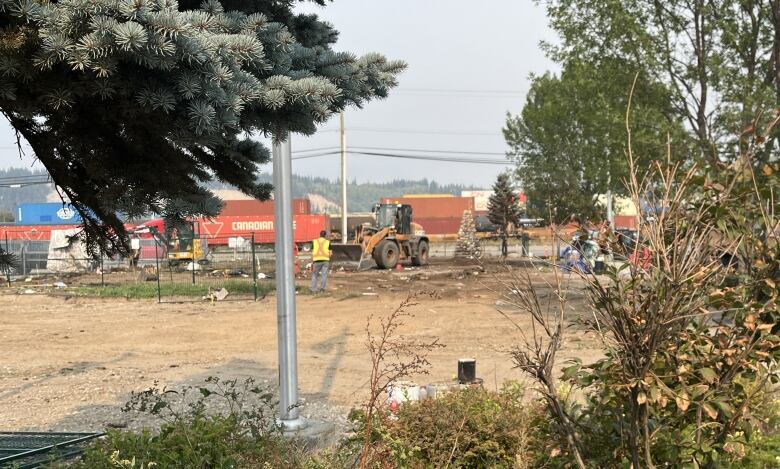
[386,381,420,403]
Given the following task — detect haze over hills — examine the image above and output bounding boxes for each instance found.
[0,168,53,221]
[0,168,480,219]
[224,174,479,213]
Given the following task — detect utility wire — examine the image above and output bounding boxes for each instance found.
[317,127,502,136]
[294,146,506,157]
[352,146,506,156]
[290,146,341,154]
[0,174,50,180]
[0,181,51,187]
[398,87,526,94]
[351,151,509,165]
[291,150,510,165]
[0,145,510,183]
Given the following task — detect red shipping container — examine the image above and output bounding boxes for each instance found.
[613,215,638,230]
[220,199,310,217]
[380,197,474,219]
[197,214,328,245]
[414,217,462,235]
[0,224,81,241]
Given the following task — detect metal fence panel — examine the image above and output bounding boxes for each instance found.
[155,234,268,303]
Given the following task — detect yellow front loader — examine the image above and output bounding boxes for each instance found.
[330,203,429,270]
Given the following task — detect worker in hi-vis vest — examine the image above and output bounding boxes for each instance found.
[310,230,332,293]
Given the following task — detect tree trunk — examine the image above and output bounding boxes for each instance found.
[629,388,642,469]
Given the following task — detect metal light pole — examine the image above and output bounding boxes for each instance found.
[339,112,348,241]
[273,136,306,431]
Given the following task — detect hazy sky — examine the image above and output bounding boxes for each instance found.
[0,0,557,188]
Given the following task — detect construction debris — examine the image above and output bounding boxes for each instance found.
[203,288,229,302]
[137,266,158,282]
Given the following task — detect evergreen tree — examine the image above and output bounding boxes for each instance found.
[0,0,404,256]
[487,172,520,257]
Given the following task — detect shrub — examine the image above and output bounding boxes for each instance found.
[388,384,549,468]
[50,377,312,469]
[73,414,307,469]
[504,111,780,468]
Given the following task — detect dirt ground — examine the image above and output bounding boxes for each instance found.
[0,259,603,432]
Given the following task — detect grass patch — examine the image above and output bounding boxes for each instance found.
[72,280,274,299]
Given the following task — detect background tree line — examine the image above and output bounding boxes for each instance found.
[0,167,474,219]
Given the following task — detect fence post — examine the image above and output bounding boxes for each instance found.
[21,244,26,276]
[251,232,257,301]
[100,252,105,287]
[155,237,162,303]
[4,233,10,287]
[191,236,196,285]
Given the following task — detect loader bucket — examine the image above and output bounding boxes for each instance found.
[330,244,365,263]
[330,244,369,270]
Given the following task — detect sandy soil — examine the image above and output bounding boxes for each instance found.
[0,260,603,432]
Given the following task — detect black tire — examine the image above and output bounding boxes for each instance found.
[374,240,400,269]
[412,240,429,266]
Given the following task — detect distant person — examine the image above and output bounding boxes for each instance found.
[310,230,331,293]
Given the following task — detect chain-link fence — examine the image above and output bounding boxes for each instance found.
[151,234,272,303]
[2,231,276,302]
[3,234,143,287]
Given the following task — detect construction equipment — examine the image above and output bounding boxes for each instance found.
[130,219,209,266]
[331,203,430,269]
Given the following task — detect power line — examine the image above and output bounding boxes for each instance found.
[0,177,51,184]
[0,174,49,179]
[351,151,509,165]
[293,145,506,159]
[317,127,502,137]
[0,181,51,188]
[291,146,507,157]
[291,151,341,160]
[393,88,527,98]
[398,87,526,94]
[393,92,526,99]
[291,146,340,154]
[351,146,506,156]
[291,150,510,165]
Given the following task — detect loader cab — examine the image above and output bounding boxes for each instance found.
[373,203,413,235]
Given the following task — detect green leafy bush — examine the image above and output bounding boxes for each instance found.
[52,377,311,469]
[74,414,307,469]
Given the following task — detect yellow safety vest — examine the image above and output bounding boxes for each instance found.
[312,237,330,262]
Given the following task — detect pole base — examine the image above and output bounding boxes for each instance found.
[277,417,308,433]
[278,418,338,449]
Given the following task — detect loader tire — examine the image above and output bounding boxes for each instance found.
[374,240,400,269]
[412,240,429,266]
